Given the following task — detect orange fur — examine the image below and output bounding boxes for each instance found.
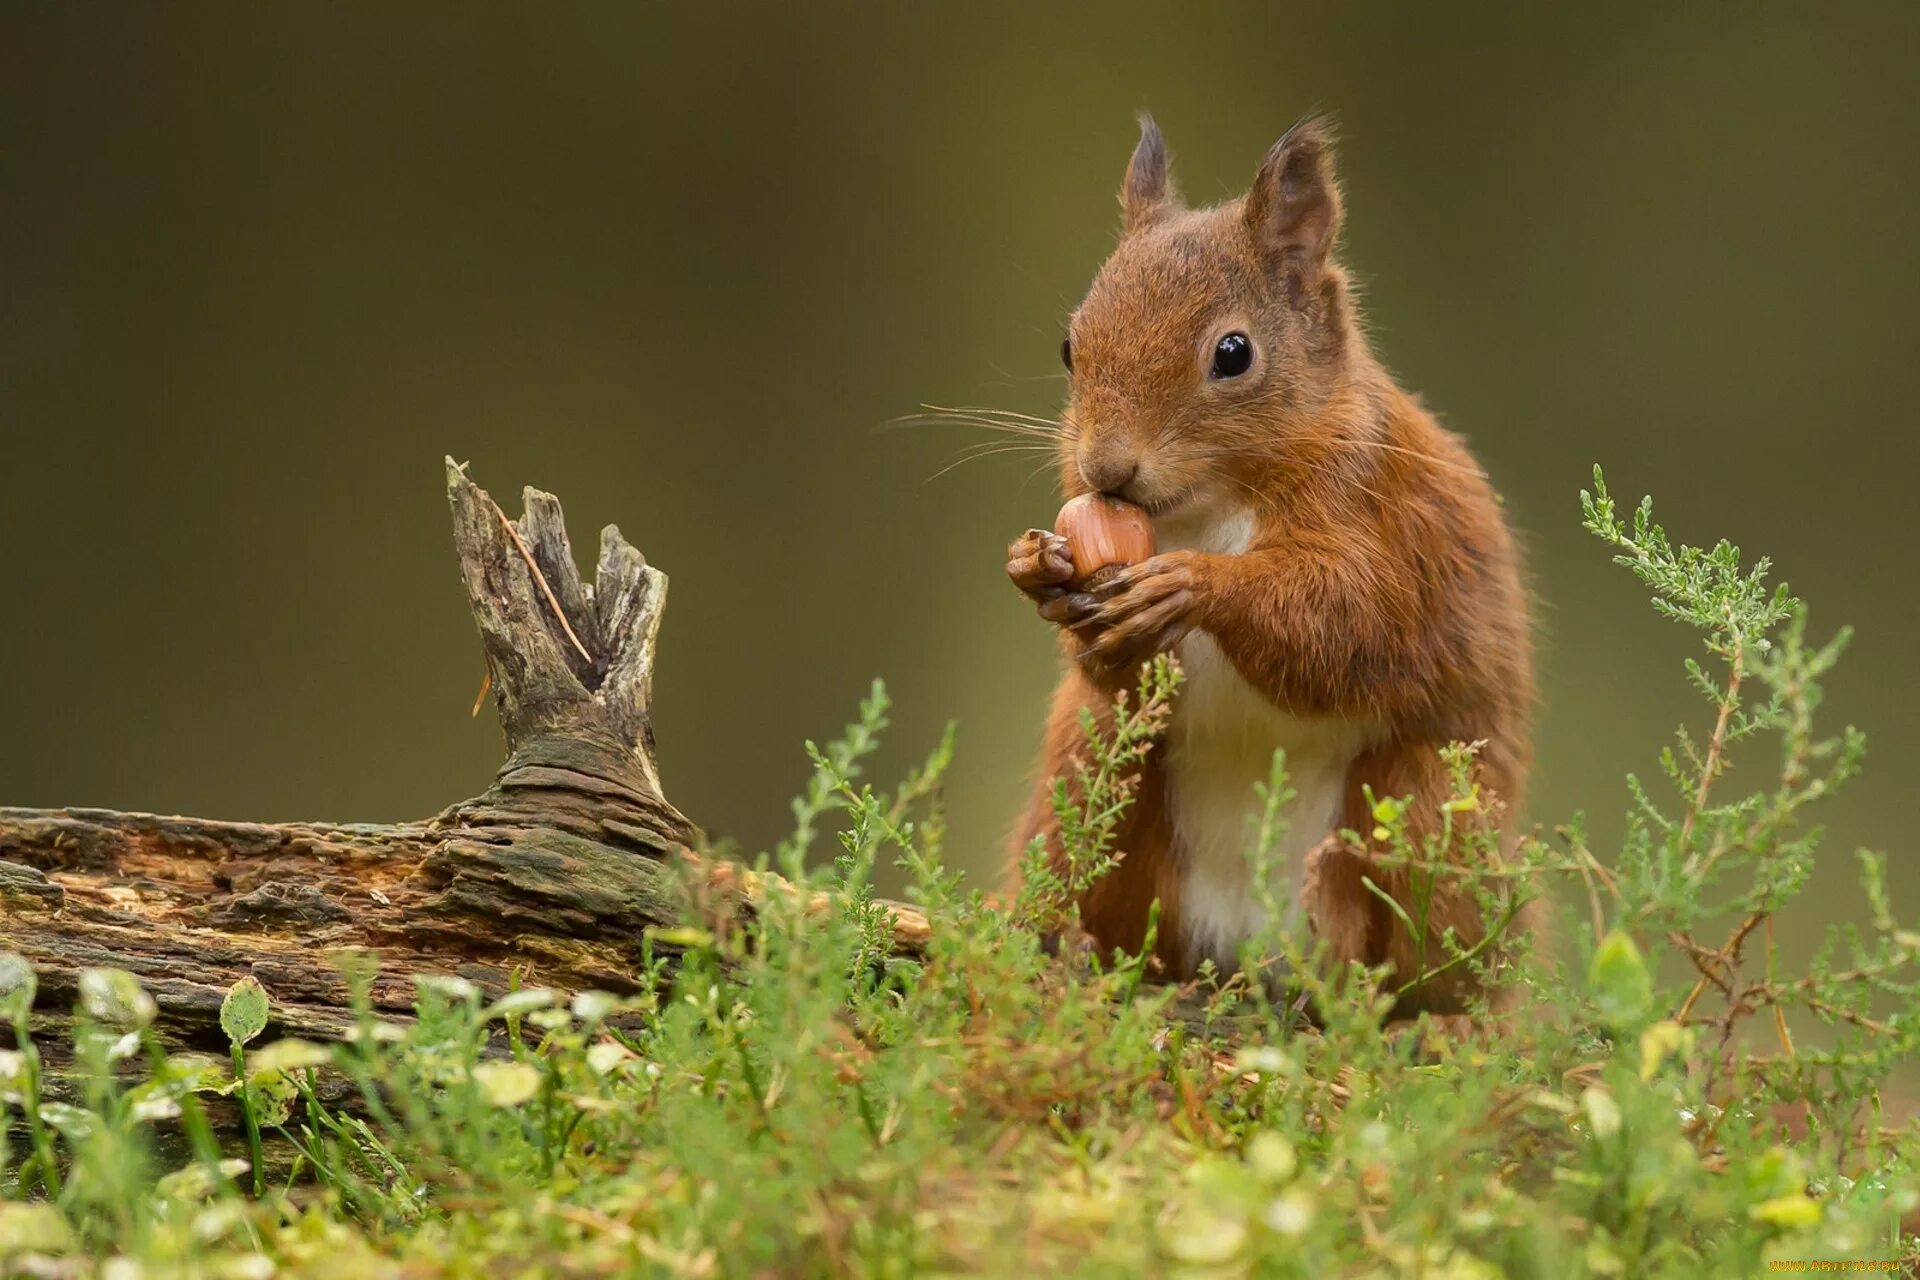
[1005,116,1536,1012]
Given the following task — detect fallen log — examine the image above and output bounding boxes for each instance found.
[0,460,929,1064]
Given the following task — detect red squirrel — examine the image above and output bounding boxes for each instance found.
[1005,115,1535,1013]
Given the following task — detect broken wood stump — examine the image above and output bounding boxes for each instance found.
[0,460,929,1065]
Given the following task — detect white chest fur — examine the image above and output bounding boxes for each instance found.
[1153,504,1371,973]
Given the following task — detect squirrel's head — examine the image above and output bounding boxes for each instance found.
[1062,114,1360,517]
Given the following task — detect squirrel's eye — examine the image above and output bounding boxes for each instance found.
[1210,332,1253,379]
[1060,337,1073,373]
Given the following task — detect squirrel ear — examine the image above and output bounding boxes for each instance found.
[1244,114,1343,282]
[1121,113,1178,232]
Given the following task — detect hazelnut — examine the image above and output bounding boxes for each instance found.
[1054,492,1156,589]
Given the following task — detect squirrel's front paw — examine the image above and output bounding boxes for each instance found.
[1049,552,1200,680]
[1006,529,1076,606]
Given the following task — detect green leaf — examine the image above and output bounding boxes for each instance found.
[131,1096,182,1123]
[1638,1020,1692,1081]
[1587,930,1653,1029]
[1579,1086,1623,1140]
[586,1042,633,1075]
[247,1038,332,1077]
[0,1202,72,1256]
[1743,1145,1807,1202]
[219,976,270,1047]
[1263,1188,1316,1238]
[1158,1202,1248,1266]
[36,1102,96,1142]
[1750,1193,1821,1229]
[1246,1131,1297,1185]
[157,1159,251,1201]
[415,973,480,1003]
[0,952,36,1020]
[250,1072,300,1126]
[643,925,716,950]
[481,989,556,1021]
[472,1060,543,1107]
[77,967,157,1030]
[571,990,620,1024]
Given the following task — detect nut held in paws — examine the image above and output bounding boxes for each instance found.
[1053,493,1155,588]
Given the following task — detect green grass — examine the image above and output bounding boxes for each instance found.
[3,468,1918,1277]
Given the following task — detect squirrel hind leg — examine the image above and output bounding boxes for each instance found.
[1010,677,1187,980]
[1306,742,1529,1017]
[1072,759,1186,978]
[1300,828,1381,977]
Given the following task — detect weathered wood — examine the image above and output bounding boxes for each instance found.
[0,461,928,1068]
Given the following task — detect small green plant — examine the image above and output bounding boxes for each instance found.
[1,469,1916,1277]
[0,955,58,1201]
[987,657,1171,941]
[220,976,270,1196]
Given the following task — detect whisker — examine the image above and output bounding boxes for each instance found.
[944,440,1058,464]
[1180,444,1395,510]
[1219,472,1278,511]
[915,403,1066,431]
[1022,456,1063,488]
[1339,438,1488,480]
[1214,387,1491,482]
[897,416,1067,444]
[922,442,1059,484]
[880,412,1061,440]
[978,368,1072,385]
[1296,458,1394,508]
[933,404,1064,428]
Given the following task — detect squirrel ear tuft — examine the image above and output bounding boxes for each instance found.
[1121,113,1178,232]
[1244,114,1343,282]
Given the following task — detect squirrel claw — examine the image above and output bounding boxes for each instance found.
[1007,529,1075,603]
[1038,592,1099,626]
[1070,558,1197,677]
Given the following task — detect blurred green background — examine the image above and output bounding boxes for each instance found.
[3,5,1916,958]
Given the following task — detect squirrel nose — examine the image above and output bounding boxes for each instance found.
[1079,454,1139,497]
